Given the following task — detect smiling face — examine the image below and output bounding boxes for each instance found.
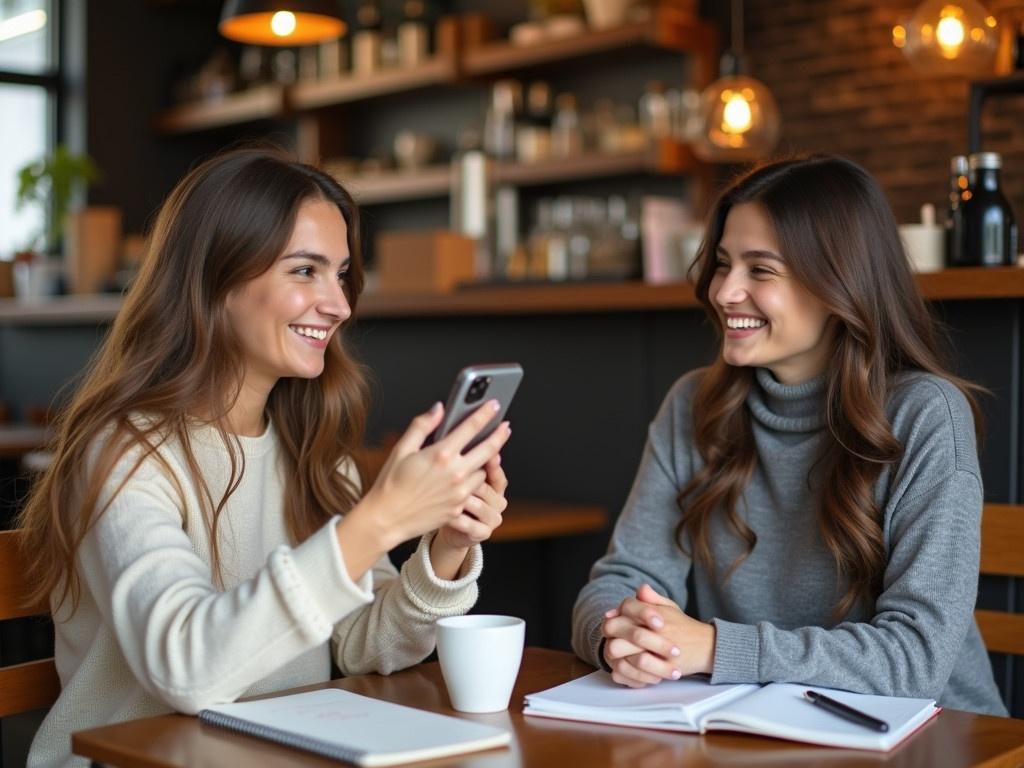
[709,202,833,385]
[225,197,352,400]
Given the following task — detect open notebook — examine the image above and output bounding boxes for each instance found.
[523,671,939,752]
[199,688,510,767]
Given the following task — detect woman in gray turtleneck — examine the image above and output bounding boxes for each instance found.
[572,155,1007,716]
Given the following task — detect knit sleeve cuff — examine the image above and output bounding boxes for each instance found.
[710,618,760,684]
[287,516,374,629]
[399,531,481,616]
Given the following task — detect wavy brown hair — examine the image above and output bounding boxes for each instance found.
[17,146,370,616]
[677,154,983,619]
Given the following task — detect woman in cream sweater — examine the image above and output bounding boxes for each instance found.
[19,147,512,768]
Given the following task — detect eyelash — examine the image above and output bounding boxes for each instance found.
[714,260,776,278]
[292,266,350,282]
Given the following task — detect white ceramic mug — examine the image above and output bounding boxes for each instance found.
[436,615,525,713]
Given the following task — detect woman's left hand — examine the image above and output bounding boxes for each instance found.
[429,455,508,578]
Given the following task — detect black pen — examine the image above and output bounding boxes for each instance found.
[804,690,889,733]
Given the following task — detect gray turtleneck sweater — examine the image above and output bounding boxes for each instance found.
[573,367,1007,716]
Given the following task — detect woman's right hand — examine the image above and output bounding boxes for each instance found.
[335,400,510,579]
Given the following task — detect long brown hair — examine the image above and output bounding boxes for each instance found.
[678,154,983,619]
[18,146,370,616]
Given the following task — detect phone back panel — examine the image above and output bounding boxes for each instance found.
[437,363,523,452]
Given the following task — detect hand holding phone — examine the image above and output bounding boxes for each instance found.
[428,363,524,452]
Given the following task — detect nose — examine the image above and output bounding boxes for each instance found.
[317,278,352,324]
[713,266,749,308]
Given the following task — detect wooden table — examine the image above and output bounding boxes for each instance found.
[72,648,1024,768]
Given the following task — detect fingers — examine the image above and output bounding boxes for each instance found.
[610,651,682,687]
[441,400,502,453]
[461,420,511,470]
[394,402,445,455]
[446,510,495,542]
[618,597,668,631]
[609,655,663,688]
[470,480,508,516]
[463,492,504,529]
[603,616,680,661]
[484,455,509,495]
[636,583,678,609]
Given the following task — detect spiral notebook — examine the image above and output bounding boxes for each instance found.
[199,688,511,766]
[524,671,939,752]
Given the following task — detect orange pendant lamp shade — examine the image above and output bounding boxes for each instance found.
[219,0,346,46]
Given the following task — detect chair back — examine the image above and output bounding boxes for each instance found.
[0,529,60,717]
[976,504,1024,656]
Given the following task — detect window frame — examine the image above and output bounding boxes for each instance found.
[0,0,64,251]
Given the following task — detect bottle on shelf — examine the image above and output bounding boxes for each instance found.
[398,0,430,68]
[516,81,553,164]
[551,93,583,158]
[639,81,671,141]
[483,80,522,161]
[945,155,969,268]
[450,129,495,281]
[960,152,1018,267]
[353,0,383,76]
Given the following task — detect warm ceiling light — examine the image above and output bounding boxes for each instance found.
[692,0,781,162]
[219,1,346,47]
[0,9,47,42]
[896,0,998,75]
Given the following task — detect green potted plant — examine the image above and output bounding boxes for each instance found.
[15,144,100,255]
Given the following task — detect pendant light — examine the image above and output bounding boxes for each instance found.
[219,0,346,47]
[692,0,781,163]
[892,0,998,76]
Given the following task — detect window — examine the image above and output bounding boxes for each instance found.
[0,0,58,259]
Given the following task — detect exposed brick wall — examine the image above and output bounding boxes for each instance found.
[743,0,1024,226]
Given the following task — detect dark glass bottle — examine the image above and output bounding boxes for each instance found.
[961,152,1018,267]
[945,155,969,267]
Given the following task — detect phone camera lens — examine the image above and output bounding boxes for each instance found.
[465,376,491,404]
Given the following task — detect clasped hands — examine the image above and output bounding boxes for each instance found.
[601,584,716,688]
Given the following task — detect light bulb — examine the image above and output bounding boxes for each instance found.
[896,0,997,76]
[722,91,753,134]
[219,2,346,47]
[693,75,781,162]
[270,11,297,37]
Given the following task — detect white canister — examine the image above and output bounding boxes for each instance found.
[899,203,945,273]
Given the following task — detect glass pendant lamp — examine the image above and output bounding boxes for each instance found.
[692,0,781,163]
[892,0,998,76]
[219,0,346,46]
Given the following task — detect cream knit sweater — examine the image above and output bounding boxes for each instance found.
[27,421,482,768]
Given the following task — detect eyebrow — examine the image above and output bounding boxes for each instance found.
[282,250,351,269]
[716,245,785,264]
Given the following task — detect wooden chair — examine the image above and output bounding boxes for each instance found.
[0,529,61,718]
[976,504,1024,656]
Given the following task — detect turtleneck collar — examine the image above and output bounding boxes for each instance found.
[746,367,826,433]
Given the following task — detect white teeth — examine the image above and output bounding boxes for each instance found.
[726,317,767,330]
[291,326,328,340]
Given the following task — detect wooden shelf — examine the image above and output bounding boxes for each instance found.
[342,165,452,205]
[462,11,715,77]
[4,268,1024,325]
[153,13,717,137]
[363,267,1024,318]
[915,266,1024,300]
[491,501,608,542]
[153,85,286,135]
[338,140,696,205]
[290,57,457,110]
[362,280,700,317]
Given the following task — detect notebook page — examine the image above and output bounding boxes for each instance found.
[523,671,757,728]
[201,688,510,766]
[700,683,938,751]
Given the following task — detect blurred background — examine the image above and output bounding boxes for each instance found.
[2,0,1024,762]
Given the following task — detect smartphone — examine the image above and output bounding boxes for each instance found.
[427,363,523,452]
